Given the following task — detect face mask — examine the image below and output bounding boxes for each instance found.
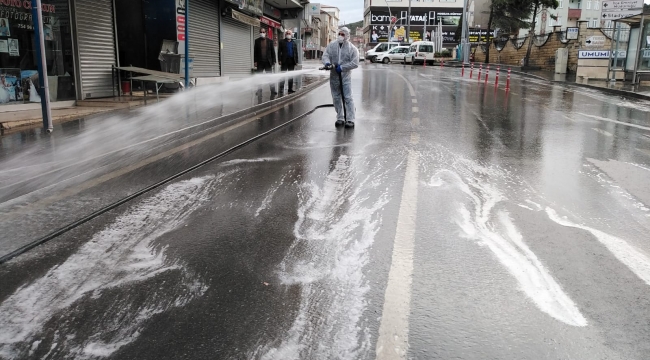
[286,35,292,40]
[338,35,345,43]
[260,33,266,38]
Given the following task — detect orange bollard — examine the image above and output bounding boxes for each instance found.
[495,66,500,87]
[462,63,465,77]
[485,64,490,83]
[478,64,483,81]
[470,62,474,79]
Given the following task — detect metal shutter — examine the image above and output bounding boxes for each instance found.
[74,0,116,99]
[189,0,220,77]
[221,17,253,76]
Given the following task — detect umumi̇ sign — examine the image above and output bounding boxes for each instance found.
[579,50,611,59]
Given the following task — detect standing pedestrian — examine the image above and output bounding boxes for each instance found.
[277,29,299,94]
[254,27,277,95]
[322,27,359,127]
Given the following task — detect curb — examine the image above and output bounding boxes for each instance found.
[440,62,650,101]
[0,76,330,134]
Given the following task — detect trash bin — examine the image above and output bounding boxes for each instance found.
[121,81,131,94]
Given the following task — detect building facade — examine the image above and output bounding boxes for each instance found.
[0,0,307,112]
[363,0,468,48]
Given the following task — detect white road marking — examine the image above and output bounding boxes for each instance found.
[577,113,650,131]
[592,128,613,137]
[412,107,419,113]
[376,138,419,359]
[547,207,650,286]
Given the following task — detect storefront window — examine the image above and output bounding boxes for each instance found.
[638,21,650,71]
[0,0,75,106]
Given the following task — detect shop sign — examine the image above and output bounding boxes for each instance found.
[225,0,263,16]
[469,29,495,43]
[260,16,281,29]
[176,0,186,51]
[232,10,260,27]
[0,2,58,32]
[579,50,610,59]
[369,8,462,26]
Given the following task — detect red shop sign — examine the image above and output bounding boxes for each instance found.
[260,16,281,29]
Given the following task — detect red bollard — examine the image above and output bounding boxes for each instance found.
[478,64,483,81]
[470,62,474,79]
[495,66,500,87]
[506,68,512,91]
[485,64,490,84]
[462,63,465,77]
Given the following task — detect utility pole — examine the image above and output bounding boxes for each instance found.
[461,0,469,64]
[184,0,190,88]
[31,0,53,133]
[407,0,412,43]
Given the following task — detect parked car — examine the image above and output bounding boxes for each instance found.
[365,42,401,63]
[404,41,436,65]
[376,46,410,64]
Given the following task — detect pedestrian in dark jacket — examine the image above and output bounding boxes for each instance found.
[254,27,277,94]
[277,29,299,94]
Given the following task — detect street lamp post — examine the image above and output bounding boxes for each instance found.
[461,0,469,64]
[407,0,412,43]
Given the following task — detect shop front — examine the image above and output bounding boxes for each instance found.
[365,7,462,47]
[220,0,262,77]
[0,0,76,108]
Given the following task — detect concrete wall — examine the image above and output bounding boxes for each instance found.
[474,22,628,73]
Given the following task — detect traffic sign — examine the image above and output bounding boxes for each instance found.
[602,9,643,19]
[585,35,606,47]
[602,0,643,10]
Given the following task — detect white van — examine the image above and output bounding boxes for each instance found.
[365,42,401,63]
[404,41,436,65]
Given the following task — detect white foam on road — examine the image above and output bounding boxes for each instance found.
[0,176,215,359]
[254,155,390,360]
[546,207,650,286]
[429,170,587,327]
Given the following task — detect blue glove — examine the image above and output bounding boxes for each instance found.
[325,63,331,67]
[335,65,342,74]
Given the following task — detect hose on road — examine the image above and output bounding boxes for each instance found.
[0,103,336,266]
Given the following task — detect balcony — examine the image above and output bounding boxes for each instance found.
[568,8,582,18]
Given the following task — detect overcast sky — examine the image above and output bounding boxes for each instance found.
[322,0,650,25]
[320,0,365,25]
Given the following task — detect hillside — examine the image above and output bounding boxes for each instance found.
[345,20,364,35]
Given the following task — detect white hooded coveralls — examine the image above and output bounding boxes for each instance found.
[322,27,359,122]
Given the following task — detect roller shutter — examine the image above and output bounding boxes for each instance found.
[189,0,220,77]
[221,17,253,76]
[74,0,116,99]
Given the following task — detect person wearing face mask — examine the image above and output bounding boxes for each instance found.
[322,27,359,127]
[254,27,277,95]
[277,30,299,94]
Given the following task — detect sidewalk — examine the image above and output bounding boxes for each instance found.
[445,61,650,101]
[0,70,326,134]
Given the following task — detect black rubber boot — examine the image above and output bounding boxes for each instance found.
[335,120,345,127]
[344,121,355,128]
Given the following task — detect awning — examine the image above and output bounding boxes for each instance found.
[260,16,282,29]
[231,9,261,27]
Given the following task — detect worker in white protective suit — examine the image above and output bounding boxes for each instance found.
[322,27,359,127]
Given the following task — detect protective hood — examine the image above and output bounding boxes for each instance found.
[339,27,351,41]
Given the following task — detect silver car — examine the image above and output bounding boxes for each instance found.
[376,46,410,64]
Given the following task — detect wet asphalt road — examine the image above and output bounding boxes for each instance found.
[2,63,650,359]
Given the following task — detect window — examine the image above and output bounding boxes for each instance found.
[589,19,600,28]
[556,16,562,26]
[419,45,434,53]
[586,0,591,9]
[410,45,417,52]
[558,1,563,8]
[594,1,599,10]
